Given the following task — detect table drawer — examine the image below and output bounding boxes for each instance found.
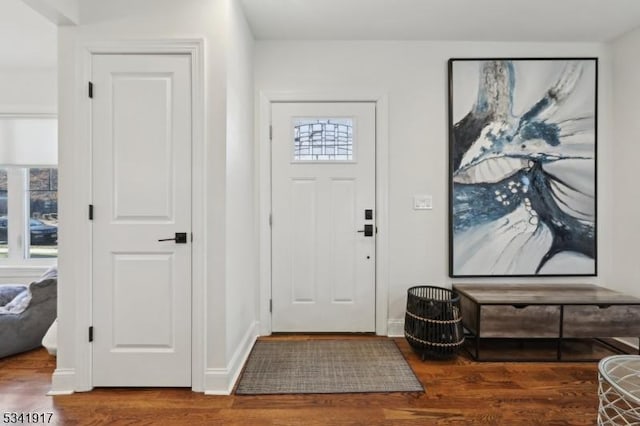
[563,305,640,337]
[480,305,560,338]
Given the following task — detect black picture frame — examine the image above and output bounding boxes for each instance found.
[448,57,598,277]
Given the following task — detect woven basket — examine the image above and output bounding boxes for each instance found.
[404,286,464,360]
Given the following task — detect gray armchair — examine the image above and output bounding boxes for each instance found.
[0,271,57,358]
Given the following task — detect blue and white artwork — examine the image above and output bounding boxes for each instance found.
[449,58,597,277]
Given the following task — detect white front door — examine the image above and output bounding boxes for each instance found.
[271,102,376,332]
[91,54,192,386]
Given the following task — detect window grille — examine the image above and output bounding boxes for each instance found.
[294,119,353,161]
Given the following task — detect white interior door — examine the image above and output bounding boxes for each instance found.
[271,102,376,332]
[91,54,192,387]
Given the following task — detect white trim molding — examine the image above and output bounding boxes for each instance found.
[0,112,57,119]
[0,266,50,276]
[56,39,206,394]
[49,368,76,395]
[257,90,390,336]
[387,319,405,338]
[204,322,258,395]
[0,107,57,116]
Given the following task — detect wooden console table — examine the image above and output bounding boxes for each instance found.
[453,284,640,361]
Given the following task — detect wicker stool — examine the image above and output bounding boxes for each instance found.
[598,355,640,425]
[404,286,464,360]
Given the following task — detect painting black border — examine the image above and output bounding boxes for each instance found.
[447,57,598,278]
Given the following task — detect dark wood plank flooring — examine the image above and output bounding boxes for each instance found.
[0,336,600,425]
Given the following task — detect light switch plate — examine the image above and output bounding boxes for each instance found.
[413,195,433,210]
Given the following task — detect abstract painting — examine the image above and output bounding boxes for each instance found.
[448,58,597,277]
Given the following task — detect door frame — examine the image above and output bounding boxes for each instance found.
[72,40,205,392]
[258,92,390,336]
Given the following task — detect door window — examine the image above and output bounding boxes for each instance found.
[293,118,353,161]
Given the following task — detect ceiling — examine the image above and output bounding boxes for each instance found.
[240,0,640,42]
[0,0,56,69]
[2,0,639,72]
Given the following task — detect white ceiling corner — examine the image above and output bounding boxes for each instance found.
[0,0,56,69]
[22,0,80,26]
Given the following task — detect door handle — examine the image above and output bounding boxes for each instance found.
[158,232,188,244]
[357,224,374,237]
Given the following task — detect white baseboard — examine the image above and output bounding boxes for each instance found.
[48,368,76,395]
[387,319,405,337]
[204,321,258,395]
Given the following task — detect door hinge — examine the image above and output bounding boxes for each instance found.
[88,204,94,220]
[269,213,272,227]
[89,326,94,342]
[88,81,94,99]
[269,299,272,313]
[269,125,272,141]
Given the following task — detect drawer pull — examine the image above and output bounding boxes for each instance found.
[598,305,611,309]
[512,304,528,309]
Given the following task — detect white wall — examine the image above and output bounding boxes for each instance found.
[55,0,258,395]
[611,29,640,298]
[255,41,614,329]
[0,0,57,114]
[224,0,258,364]
[0,69,56,114]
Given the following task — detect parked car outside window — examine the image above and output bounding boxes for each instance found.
[0,217,7,244]
[0,216,57,245]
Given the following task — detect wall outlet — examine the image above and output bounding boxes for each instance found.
[413,195,433,210]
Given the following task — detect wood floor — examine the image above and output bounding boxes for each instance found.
[0,336,601,425]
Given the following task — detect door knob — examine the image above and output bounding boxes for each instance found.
[158,232,188,244]
[357,224,374,237]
